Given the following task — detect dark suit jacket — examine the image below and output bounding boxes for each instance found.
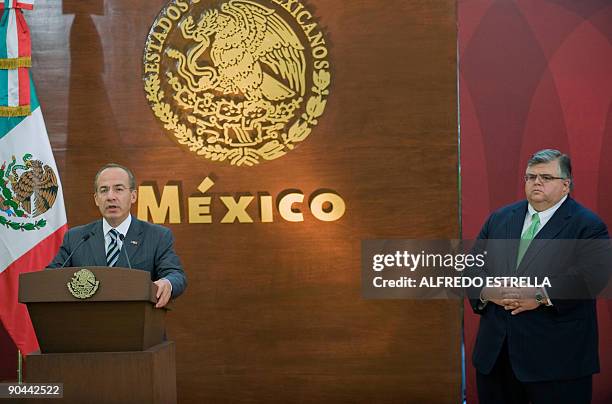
[48,217,187,298]
[471,197,610,382]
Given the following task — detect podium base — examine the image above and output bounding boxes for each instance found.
[23,341,176,404]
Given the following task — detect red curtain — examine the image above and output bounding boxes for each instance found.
[459,1,612,402]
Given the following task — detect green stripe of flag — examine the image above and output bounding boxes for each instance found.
[0,8,8,59]
[0,68,6,107]
[0,8,9,108]
[0,73,41,139]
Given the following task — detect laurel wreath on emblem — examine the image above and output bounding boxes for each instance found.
[67,268,100,299]
[143,0,331,166]
[0,154,58,231]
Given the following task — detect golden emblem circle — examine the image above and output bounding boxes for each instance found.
[143,0,331,166]
[67,268,100,299]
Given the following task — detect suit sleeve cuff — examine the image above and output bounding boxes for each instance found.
[541,287,553,306]
[478,289,488,309]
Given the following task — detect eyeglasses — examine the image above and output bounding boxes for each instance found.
[524,174,566,183]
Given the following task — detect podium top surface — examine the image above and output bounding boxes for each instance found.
[19,267,157,304]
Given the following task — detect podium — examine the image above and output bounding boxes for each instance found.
[18,267,177,404]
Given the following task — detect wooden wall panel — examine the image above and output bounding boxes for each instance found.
[28,0,459,402]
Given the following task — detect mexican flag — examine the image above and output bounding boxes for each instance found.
[0,76,67,354]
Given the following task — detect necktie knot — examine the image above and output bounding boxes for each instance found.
[522,213,540,240]
[109,229,118,241]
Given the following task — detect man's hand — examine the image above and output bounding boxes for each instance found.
[154,278,172,308]
[504,298,540,315]
[483,287,541,314]
[483,287,541,315]
[482,287,519,307]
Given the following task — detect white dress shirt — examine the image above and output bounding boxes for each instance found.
[521,195,567,236]
[103,214,132,256]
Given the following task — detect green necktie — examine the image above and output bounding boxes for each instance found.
[516,213,540,268]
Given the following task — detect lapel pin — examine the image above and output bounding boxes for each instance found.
[131,240,139,246]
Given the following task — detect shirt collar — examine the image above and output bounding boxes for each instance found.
[527,195,567,222]
[102,214,132,238]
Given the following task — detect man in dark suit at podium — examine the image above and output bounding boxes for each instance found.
[48,163,186,308]
[471,149,610,404]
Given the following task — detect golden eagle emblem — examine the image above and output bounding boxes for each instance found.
[0,153,59,231]
[67,268,100,299]
[143,0,331,166]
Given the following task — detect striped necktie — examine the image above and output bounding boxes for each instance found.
[106,229,120,267]
[516,213,540,268]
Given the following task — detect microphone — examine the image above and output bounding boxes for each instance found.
[118,233,132,269]
[60,231,94,268]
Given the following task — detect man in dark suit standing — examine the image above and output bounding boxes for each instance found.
[48,163,186,308]
[472,149,610,404]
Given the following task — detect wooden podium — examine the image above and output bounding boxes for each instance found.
[18,267,177,404]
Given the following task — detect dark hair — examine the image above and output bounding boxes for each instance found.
[527,149,573,190]
[94,163,136,192]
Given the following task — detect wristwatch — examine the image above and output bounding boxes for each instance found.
[535,290,548,305]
